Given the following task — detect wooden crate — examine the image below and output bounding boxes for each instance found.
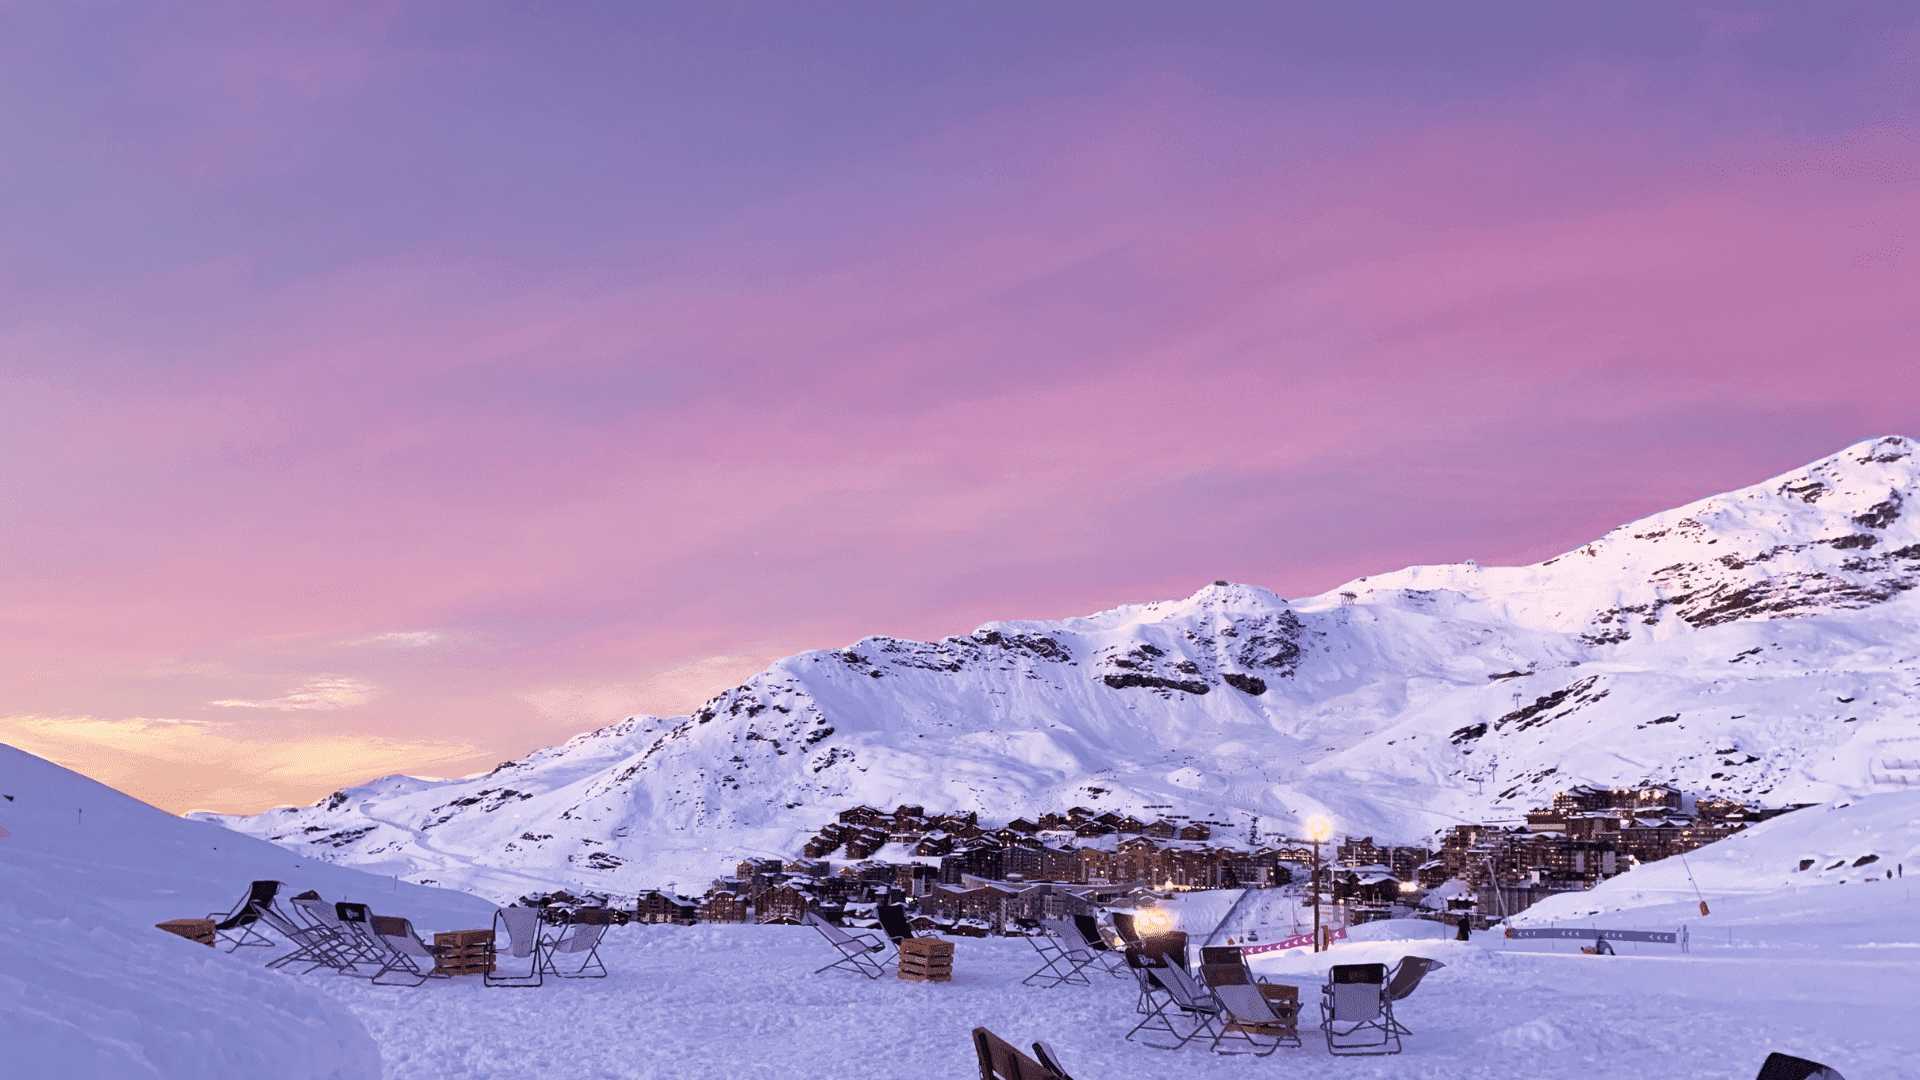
[156,918,216,947]
[433,929,496,976]
[897,937,953,983]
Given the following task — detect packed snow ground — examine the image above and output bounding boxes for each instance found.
[298,909,1911,1080]
[8,744,1914,1078]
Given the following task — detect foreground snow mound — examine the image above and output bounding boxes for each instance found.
[1516,789,1920,927]
[0,745,495,1080]
[207,436,1920,893]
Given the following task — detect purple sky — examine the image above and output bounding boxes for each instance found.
[3,4,1917,813]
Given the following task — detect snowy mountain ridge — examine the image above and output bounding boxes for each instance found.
[201,437,1920,898]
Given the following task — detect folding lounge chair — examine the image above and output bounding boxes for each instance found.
[540,906,611,979]
[1071,913,1128,978]
[485,905,546,988]
[1022,918,1096,988]
[1109,911,1144,951]
[1030,1042,1079,1080]
[254,893,355,974]
[805,911,888,978]
[971,1027,1065,1080]
[1201,956,1300,1055]
[289,894,381,972]
[207,880,281,951]
[333,903,386,971]
[1382,955,1446,1036]
[367,914,452,987]
[1756,1053,1846,1080]
[1321,962,1401,1055]
[876,903,923,951]
[1125,958,1222,1050]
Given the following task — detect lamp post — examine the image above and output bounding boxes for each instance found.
[1305,815,1332,952]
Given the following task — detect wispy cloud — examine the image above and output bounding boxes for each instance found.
[342,629,447,649]
[208,674,375,711]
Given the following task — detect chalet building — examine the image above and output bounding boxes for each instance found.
[1632,783,1683,813]
[736,857,783,884]
[1177,823,1212,841]
[1551,785,1616,816]
[635,890,699,924]
[838,805,891,829]
[1144,819,1177,839]
[698,888,749,923]
[1003,817,1040,835]
[753,883,815,925]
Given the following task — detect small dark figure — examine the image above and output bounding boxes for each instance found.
[1455,914,1470,941]
[1592,936,1614,956]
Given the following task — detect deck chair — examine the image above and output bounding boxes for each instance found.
[1321,962,1401,1055]
[206,880,281,951]
[1125,958,1222,1050]
[368,914,451,987]
[1022,919,1095,988]
[1071,913,1128,978]
[876,903,923,949]
[1756,1053,1846,1080]
[805,911,887,978]
[1110,911,1144,950]
[540,906,610,979]
[1382,955,1446,1035]
[1030,1042,1079,1080]
[1201,956,1300,1055]
[257,894,354,973]
[290,894,380,972]
[485,905,546,988]
[333,903,386,972]
[972,1027,1064,1080]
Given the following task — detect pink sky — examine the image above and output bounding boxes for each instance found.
[2,5,1917,812]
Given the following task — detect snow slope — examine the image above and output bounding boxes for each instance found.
[206,436,1920,895]
[1514,787,1920,931]
[0,745,494,1080]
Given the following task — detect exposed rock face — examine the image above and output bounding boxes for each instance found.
[200,437,1920,897]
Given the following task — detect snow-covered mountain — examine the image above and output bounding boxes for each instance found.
[203,436,1920,897]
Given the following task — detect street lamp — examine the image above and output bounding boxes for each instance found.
[1305,815,1333,953]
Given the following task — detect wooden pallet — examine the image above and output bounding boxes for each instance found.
[433,929,496,976]
[156,918,216,947]
[898,937,954,982]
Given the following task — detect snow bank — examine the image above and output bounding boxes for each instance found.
[1517,790,1920,925]
[0,745,495,1079]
